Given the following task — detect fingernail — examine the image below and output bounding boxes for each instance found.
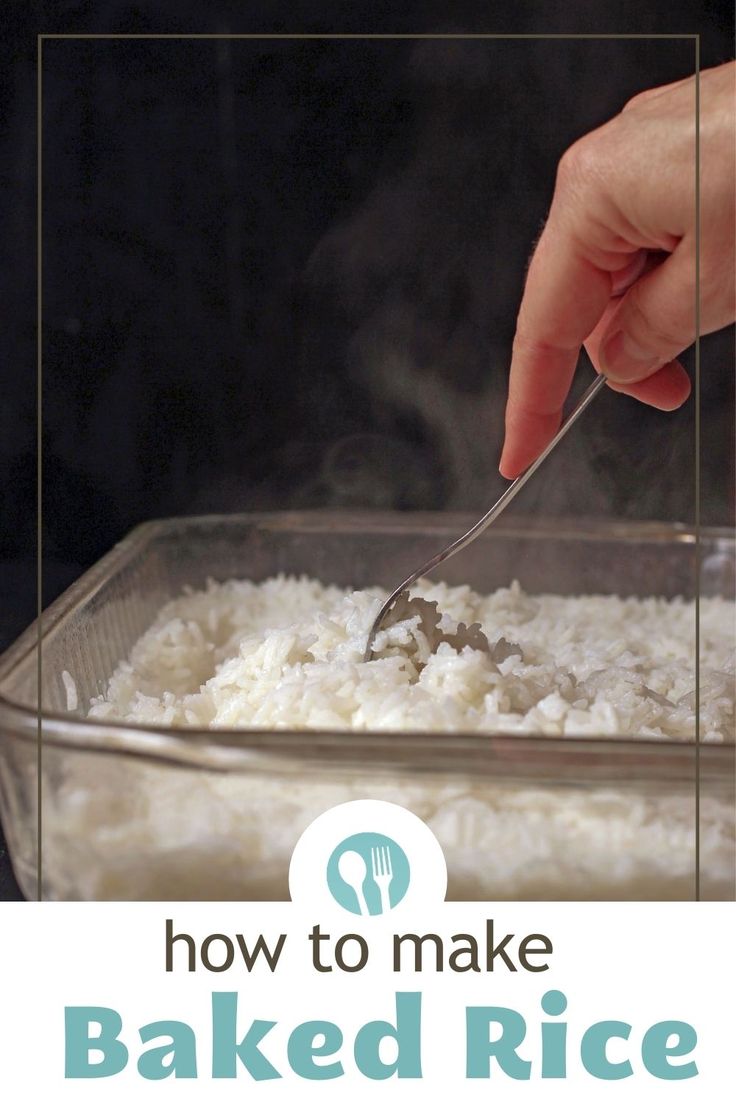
[600,331,661,382]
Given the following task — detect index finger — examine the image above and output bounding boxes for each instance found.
[499,215,612,479]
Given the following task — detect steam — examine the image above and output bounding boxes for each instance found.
[298,39,699,525]
[185,37,715,528]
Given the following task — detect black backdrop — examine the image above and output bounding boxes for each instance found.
[1,2,734,898]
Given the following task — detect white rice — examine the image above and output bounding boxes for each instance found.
[39,576,734,901]
[88,575,734,743]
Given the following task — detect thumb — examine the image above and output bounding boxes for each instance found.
[599,246,695,384]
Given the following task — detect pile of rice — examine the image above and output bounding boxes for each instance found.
[44,576,733,901]
[88,576,734,741]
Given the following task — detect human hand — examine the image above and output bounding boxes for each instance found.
[500,61,735,479]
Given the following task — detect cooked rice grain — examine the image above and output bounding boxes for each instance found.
[88,576,735,742]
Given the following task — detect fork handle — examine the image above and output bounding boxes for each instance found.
[395,373,606,591]
[364,372,607,660]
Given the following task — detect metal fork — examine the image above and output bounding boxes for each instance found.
[364,372,607,660]
[371,845,394,914]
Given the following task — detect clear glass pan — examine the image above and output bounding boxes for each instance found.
[0,512,733,900]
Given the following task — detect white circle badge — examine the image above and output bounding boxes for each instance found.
[289,800,447,922]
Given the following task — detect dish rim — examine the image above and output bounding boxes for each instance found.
[0,510,732,782]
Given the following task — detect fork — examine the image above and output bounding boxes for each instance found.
[371,845,394,914]
[364,371,607,660]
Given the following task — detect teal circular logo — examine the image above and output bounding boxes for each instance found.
[326,832,410,916]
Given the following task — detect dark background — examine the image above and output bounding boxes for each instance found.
[1,2,734,898]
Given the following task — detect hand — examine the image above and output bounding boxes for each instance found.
[500,61,735,479]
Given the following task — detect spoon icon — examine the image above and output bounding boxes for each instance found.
[337,849,370,916]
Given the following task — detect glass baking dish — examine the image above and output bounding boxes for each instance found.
[0,511,733,901]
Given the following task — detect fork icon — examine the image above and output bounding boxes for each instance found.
[371,845,394,914]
